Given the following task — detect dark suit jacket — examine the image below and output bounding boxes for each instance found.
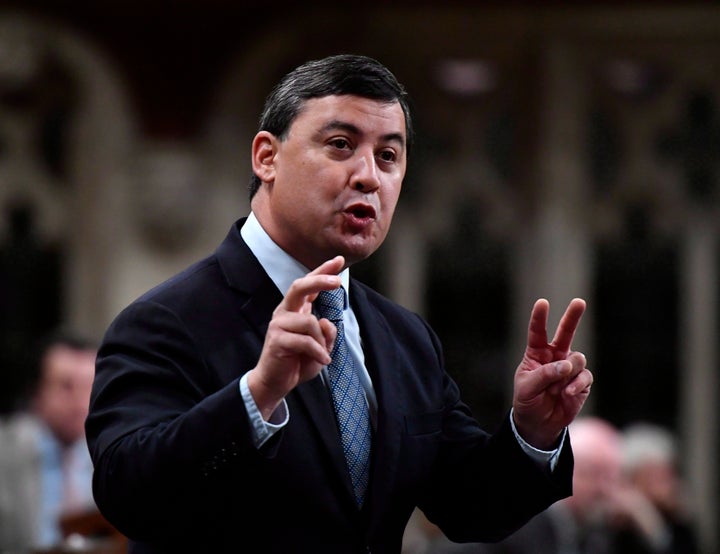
[85,218,573,554]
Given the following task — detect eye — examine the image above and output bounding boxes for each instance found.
[378,149,396,163]
[329,138,352,150]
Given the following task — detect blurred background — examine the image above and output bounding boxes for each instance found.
[0,0,717,551]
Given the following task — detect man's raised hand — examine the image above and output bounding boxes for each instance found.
[512,298,593,449]
[247,256,345,420]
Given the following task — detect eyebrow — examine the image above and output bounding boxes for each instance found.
[320,120,406,149]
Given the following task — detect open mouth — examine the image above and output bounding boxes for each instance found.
[346,204,376,220]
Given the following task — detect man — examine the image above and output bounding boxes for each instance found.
[442,417,685,554]
[0,333,97,550]
[615,423,700,553]
[86,54,592,553]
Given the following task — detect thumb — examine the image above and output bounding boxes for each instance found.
[518,359,573,399]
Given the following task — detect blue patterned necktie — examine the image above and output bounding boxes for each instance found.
[315,287,371,506]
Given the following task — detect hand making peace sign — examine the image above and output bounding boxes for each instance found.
[512,298,593,450]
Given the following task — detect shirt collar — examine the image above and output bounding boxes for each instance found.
[240,212,350,303]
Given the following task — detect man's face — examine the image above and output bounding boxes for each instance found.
[34,344,96,446]
[253,94,407,270]
[564,422,622,523]
[631,461,680,513]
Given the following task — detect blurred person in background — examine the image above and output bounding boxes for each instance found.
[612,422,700,554]
[421,416,625,554]
[0,332,97,551]
[428,417,700,554]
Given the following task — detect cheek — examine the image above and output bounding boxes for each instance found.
[380,185,401,221]
[288,163,341,202]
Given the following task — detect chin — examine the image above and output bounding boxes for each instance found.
[343,245,378,266]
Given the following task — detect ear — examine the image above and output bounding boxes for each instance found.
[252,131,278,185]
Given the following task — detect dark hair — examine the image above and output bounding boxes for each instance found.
[248,54,414,198]
[9,330,97,410]
[31,330,97,382]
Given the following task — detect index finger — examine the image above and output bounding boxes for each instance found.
[550,298,586,353]
[282,256,345,314]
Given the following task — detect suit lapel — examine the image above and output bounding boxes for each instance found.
[216,219,358,504]
[350,283,405,523]
[216,218,281,342]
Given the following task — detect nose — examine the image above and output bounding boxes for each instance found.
[351,149,381,193]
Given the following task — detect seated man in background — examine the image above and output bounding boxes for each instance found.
[0,332,98,551]
[427,417,700,554]
[417,416,625,554]
[616,422,700,554]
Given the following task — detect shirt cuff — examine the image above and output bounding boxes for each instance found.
[239,373,289,448]
[509,408,565,473]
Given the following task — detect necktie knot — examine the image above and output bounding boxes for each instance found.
[316,288,346,323]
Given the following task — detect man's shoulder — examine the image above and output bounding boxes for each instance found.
[133,218,250,305]
[136,255,221,303]
[0,413,41,460]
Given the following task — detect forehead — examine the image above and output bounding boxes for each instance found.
[42,345,95,380]
[294,95,406,137]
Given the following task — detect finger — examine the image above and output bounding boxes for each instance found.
[550,298,586,353]
[545,352,587,395]
[562,353,592,396]
[563,368,593,397]
[271,331,333,365]
[308,255,345,277]
[273,311,328,347]
[268,313,337,363]
[282,256,345,313]
[526,298,550,350]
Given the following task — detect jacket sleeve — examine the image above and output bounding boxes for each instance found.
[85,300,260,540]
[419,398,574,543]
